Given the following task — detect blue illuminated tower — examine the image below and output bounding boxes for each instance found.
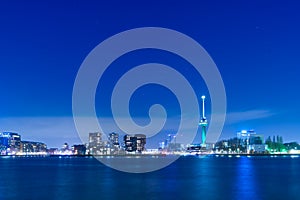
[199,95,208,147]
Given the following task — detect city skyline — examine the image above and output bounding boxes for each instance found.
[0,128,297,156]
[1,1,300,147]
[0,125,296,150]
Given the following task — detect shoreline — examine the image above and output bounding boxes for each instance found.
[0,153,299,158]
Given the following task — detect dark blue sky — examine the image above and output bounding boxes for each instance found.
[0,0,300,147]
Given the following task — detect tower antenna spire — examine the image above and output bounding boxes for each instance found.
[201,95,206,119]
[199,95,208,148]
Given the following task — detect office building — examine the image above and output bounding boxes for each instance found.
[72,144,87,155]
[237,130,266,153]
[109,132,120,148]
[21,141,47,154]
[0,132,21,154]
[88,132,105,155]
[124,134,146,153]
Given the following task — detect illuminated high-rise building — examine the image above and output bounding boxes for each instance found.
[135,134,146,152]
[88,132,104,155]
[124,134,136,152]
[109,132,119,147]
[0,132,21,154]
[124,134,146,153]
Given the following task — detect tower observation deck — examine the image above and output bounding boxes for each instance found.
[199,95,208,147]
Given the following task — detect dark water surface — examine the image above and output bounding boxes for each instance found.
[0,155,299,200]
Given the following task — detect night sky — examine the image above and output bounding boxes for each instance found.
[0,1,300,147]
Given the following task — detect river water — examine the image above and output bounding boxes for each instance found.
[0,155,299,200]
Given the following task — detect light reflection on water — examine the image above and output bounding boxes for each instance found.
[234,157,259,200]
[0,156,300,200]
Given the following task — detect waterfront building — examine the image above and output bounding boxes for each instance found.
[72,144,87,155]
[48,148,59,155]
[58,142,72,155]
[0,132,21,155]
[124,134,136,152]
[159,134,176,151]
[21,141,47,154]
[237,130,256,144]
[187,144,201,152]
[237,130,266,153]
[108,132,120,154]
[159,141,166,149]
[205,143,215,150]
[108,132,120,148]
[88,132,105,155]
[61,142,69,151]
[248,144,267,153]
[248,134,266,153]
[135,134,146,152]
[124,134,146,153]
